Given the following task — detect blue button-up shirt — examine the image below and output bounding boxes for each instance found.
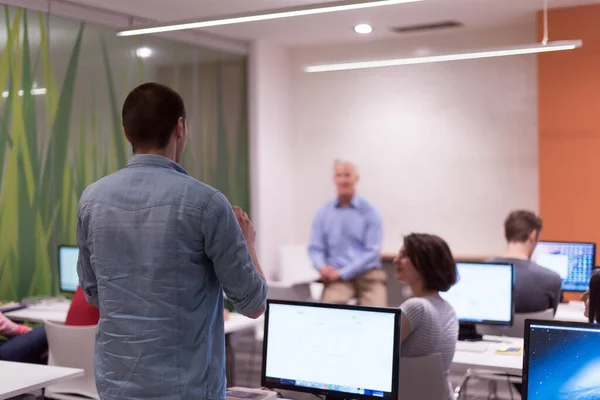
[308,195,383,281]
[77,154,267,400]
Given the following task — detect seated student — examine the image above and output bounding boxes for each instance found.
[583,270,600,323]
[489,210,562,313]
[65,286,100,326]
[393,233,458,400]
[0,313,48,364]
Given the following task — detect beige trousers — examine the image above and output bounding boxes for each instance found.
[322,268,388,307]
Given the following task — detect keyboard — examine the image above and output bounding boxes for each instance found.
[456,341,489,353]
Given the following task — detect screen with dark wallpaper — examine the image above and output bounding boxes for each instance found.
[526,323,600,400]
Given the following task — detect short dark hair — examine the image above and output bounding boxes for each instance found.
[122,82,186,151]
[589,270,600,323]
[504,210,542,242]
[403,233,457,292]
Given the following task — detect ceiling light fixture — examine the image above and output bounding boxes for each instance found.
[2,88,47,98]
[135,47,153,58]
[354,24,373,34]
[305,40,582,72]
[116,0,421,37]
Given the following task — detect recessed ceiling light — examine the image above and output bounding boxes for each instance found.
[354,24,373,34]
[136,47,153,58]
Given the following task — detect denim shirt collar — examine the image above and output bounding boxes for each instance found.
[127,154,189,175]
[335,194,361,209]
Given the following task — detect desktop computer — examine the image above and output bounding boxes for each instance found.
[532,241,596,292]
[261,300,402,400]
[523,319,600,400]
[58,245,79,293]
[439,262,514,341]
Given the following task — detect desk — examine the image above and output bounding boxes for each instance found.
[555,302,587,322]
[0,361,83,400]
[452,336,523,375]
[7,302,262,387]
[5,301,70,324]
[453,336,523,399]
[6,301,263,333]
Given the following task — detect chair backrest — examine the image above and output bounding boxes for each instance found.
[277,245,320,284]
[477,308,554,338]
[399,353,447,400]
[44,320,99,399]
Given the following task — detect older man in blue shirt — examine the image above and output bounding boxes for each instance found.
[308,160,387,306]
[77,82,267,400]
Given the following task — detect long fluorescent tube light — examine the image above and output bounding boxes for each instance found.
[2,88,47,98]
[117,0,421,37]
[305,40,582,73]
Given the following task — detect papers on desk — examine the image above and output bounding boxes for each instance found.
[456,341,489,353]
[0,301,28,313]
[495,346,523,355]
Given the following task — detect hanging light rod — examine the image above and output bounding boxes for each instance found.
[305,40,582,73]
[116,0,421,37]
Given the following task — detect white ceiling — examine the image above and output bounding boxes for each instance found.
[66,0,598,46]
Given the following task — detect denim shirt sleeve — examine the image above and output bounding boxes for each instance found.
[77,202,99,307]
[203,191,267,315]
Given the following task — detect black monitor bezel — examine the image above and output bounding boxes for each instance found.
[535,240,597,292]
[522,318,598,400]
[449,262,515,326]
[57,244,78,293]
[260,299,402,400]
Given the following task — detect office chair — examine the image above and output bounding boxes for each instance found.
[399,353,447,400]
[44,320,99,400]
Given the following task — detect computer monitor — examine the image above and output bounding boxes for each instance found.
[261,300,401,400]
[58,245,79,293]
[532,241,596,292]
[439,262,514,341]
[523,319,600,400]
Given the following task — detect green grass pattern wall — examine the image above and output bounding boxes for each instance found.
[0,6,250,301]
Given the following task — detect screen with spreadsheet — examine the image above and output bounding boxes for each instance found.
[532,241,596,292]
[261,300,401,400]
[59,246,79,293]
[524,320,600,400]
[439,262,514,325]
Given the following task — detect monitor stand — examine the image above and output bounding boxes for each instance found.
[458,322,483,341]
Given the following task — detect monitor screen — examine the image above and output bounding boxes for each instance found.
[523,320,600,400]
[532,241,596,292]
[58,246,79,293]
[439,262,514,325]
[261,300,401,400]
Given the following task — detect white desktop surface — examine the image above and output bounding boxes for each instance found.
[6,301,262,334]
[5,301,70,323]
[452,336,523,375]
[0,361,83,400]
[555,302,587,322]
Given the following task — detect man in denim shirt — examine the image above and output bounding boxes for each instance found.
[77,83,267,400]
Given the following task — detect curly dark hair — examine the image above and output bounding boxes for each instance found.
[403,233,458,292]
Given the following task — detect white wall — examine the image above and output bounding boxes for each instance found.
[288,24,539,257]
[249,41,295,279]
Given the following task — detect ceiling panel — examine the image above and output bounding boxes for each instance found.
[58,0,600,46]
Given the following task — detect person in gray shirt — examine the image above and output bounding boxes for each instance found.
[393,233,459,400]
[489,210,562,313]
